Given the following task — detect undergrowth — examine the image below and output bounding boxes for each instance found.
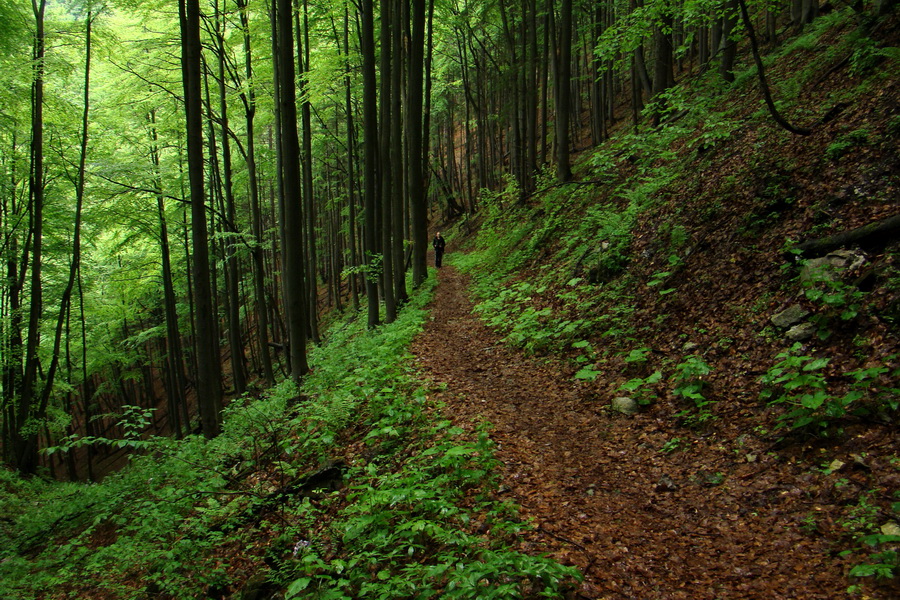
[449,6,899,594]
[0,274,579,599]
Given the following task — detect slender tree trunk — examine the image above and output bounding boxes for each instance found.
[16,0,48,474]
[3,133,25,466]
[409,0,428,284]
[342,5,360,312]
[298,0,320,344]
[736,0,811,135]
[214,0,248,394]
[77,269,94,479]
[237,0,274,386]
[421,0,435,216]
[39,8,94,439]
[379,0,396,322]
[555,0,573,182]
[179,0,223,436]
[150,109,187,438]
[276,0,310,378]
[698,22,709,67]
[390,0,406,305]
[360,0,380,327]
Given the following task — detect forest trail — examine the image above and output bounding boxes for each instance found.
[410,264,851,600]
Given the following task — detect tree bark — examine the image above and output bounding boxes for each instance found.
[149,109,187,439]
[214,0,248,395]
[379,0,396,323]
[275,0,310,379]
[237,0,274,386]
[390,0,406,304]
[409,0,428,285]
[360,0,380,327]
[298,0,320,344]
[40,7,94,455]
[736,0,811,135]
[16,0,47,473]
[179,0,223,436]
[555,0,573,182]
[342,5,360,312]
[719,0,738,83]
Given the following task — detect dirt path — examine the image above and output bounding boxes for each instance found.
[411,265,852,600]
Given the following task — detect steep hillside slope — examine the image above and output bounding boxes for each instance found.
[447,7,900,598]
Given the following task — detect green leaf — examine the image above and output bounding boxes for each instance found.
[800,391,827,410]
[444,445,475,457]
[803,357,830,371]
[286,578,312,597]
[575,367,601,381]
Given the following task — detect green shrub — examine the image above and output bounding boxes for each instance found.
[759,344,899,432]
[672,356,715,425]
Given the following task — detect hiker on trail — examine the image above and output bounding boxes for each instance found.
[432,232,446,268]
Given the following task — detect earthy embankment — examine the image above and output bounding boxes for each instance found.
[411,265,856,600]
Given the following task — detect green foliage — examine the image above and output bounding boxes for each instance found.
[848,37,899,78]
[659,437,683,454]
[671,356,715,425]
[826,128,871,161]
[278,424,578,599]
[471,274,603,357]
[0,278,579,599]
[759,344,899,432]
[841,490,900,587]
[618,370,663,405]
[43,404,159,455]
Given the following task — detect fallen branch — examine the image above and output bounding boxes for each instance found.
[794,213,900,256]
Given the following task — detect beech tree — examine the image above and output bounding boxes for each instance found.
[179,0,223,437]
[0,0,843,474]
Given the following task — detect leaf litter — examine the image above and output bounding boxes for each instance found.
[411,265,898,600]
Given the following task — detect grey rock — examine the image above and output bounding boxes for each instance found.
[771,305,810,328]
[611,396,639,415]
[786,322,817,342]
[800,249,866,284]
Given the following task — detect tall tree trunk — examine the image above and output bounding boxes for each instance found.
[421,0,435,220]
[380,0,397,323]
[390,0,406,305]
[555,0,573,182]
[652,16,674,96]
[77,268,94,479]
[16,0,48,474]
[2,133,25,466]
[39,8,94,440]
[360,0,380,327]
[179,0,223,436]
[409,0,428,285]
[237,0,274,386]
[150,109,187,439]
[342,5,360,312]
[214,0,248,395]
[298,0,320,344]
[736,0,811,135]
[276,0,310,379]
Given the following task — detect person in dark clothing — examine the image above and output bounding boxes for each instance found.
[432,232,446,268]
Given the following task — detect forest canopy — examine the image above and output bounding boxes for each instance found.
[0,0,894,477]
